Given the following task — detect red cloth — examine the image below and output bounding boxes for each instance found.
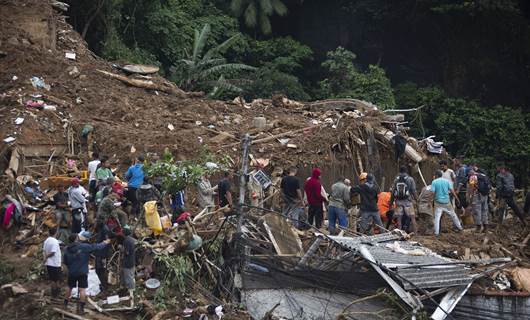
[2,203,15,228]
[304,168,325,206]
[112,182,125,197]
[176,212,191,224]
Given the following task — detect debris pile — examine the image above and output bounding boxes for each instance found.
[1,1,530,320]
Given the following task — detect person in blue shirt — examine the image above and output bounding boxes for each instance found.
[125,155,145,216]
[431,170,463,236]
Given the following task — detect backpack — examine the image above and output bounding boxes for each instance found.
[476,173,491,196]
[394,175,410,200]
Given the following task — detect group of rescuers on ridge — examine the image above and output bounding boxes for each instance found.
[41,151,528,314]
[280,158,528,236]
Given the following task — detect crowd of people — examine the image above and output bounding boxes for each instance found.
[280,160,529,237]
[37,150,529,314]
[41,152,238,314]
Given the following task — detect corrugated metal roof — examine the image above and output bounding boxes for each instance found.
[329,233,474,290]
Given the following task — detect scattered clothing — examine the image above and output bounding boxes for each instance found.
[424,136,444,154]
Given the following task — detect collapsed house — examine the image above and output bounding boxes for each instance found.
[1,1,530,320]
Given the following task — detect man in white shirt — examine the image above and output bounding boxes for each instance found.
[43,227,62,297]
[87,152,101,204]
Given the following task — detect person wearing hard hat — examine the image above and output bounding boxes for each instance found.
[351,173,383,234]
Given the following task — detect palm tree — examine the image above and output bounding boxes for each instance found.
[231,0,288,35]
[174,24,255,96]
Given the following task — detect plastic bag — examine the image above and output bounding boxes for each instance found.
[144,201,162,235]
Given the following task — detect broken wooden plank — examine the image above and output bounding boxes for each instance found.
[261,213,303,256]
[52,307,89,320]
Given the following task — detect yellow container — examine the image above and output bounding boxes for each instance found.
[80,170,89,180]
[144,201,162,235]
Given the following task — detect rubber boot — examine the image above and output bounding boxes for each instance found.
[482,224,488,233]
[77,302,86,314]
[475,225,481,233]
[64,299,69,309]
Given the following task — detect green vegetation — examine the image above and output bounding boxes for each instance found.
[144,149,224,195]
[318,47,395,108]
[170,24,255,96]
[230,0,288,34]
[68,0,530,187]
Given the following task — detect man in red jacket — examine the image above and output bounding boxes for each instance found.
[304,168,327,229]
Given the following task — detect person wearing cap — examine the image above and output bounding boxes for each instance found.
[304,168,327,229]
[351,173,383,234]
[389,166,418,234]
[68,178,87,234]
[63,232,110,314]
[125,155,145,216]
[328,177,351,234]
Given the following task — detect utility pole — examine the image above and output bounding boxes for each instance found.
[236,133,252,232]
[232,133,251,301]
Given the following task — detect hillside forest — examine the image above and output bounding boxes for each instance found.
[65,0,530,187]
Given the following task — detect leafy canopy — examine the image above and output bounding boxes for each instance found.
[231,0,288,34]
[171,24,256,96]
[319,47,395,108]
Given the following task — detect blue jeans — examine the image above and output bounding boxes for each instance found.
[328,206,348,233]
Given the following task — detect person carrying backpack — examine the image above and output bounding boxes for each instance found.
[390,166,418,234]
[496,165,526,227]
[467,169,490,232]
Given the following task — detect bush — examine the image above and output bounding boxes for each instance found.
[242,66,310,101]
[318,47,395,108]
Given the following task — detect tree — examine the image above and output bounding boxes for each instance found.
[319,47,395,108]
[230,0,288,34]
[172,24,256,96]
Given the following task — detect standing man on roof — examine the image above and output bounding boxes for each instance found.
[281,167,304,225]
[431,170,463,236]
[304,168,327,229]
[496,165,526,227]
[125,155,145,216]
[390,166,418,234]
[351,173,383,234]
[328,177,351,234]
